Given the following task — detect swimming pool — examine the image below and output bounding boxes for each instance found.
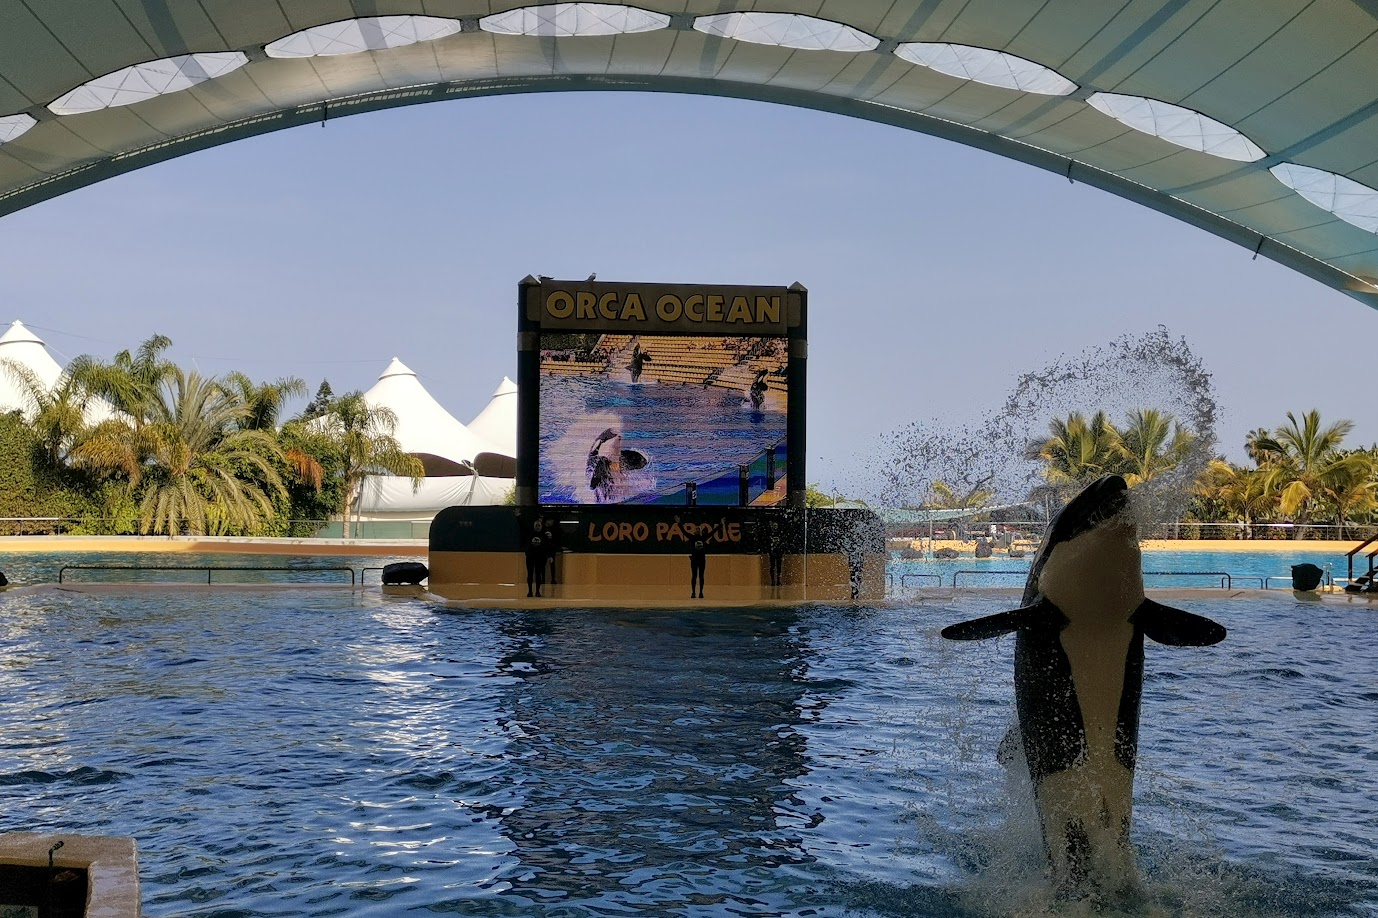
[889,548,1349,590]
[2,587,1374,916]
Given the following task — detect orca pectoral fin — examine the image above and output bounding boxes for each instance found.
[620,449,648,471]
[941,599,1062,641]
[1133,598,1227,646]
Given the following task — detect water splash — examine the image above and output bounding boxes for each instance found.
[873,327,1217,530]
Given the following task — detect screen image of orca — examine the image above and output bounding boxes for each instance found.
[538,372,785,505]
[941,475,1226,903]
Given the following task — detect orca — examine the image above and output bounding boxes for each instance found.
[941,475,1225,901]
[586,427,648,503]
[748,369,769,409]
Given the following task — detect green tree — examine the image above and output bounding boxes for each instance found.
[804,483,835,508]
[73,367,288,535]
[317,392,424,538]
[222,372,306,432]
[1193,459,1274,539]
[1323,449,1377,539]
[928,480,994,510]
[1031,411,1122,498]
[68,333,176,430]
[0,411,99,531]
[0,359,95,468]
[302,379,335,421]
[1253,410,1366,538]
[1117,408,1197,486]
[1244,427,1276,466]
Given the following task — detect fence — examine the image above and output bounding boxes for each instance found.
[0,518,431,540]
[886,518,1378,543]
[5,512,1378,544]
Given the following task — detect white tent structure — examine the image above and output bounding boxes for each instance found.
[352,357,513,526]
[362,357,499,477]
[466,376,518,469]
[0,320,63,416]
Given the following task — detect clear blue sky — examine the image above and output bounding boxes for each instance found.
[2,91,1373,491]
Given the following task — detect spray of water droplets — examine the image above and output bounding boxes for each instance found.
[870,327,1218,529]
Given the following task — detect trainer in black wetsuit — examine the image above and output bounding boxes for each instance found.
[525,520,546,598]
[689,537,707,599]
[762,521,784,587]
[629,344,652,383]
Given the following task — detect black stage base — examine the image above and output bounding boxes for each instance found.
[428,505,885,603]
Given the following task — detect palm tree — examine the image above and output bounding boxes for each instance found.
[1031,410,1123,498]
[317,392,424,538]
[1323,450,1377,539]
[68,334,175,429]
[928,479,995,510]
[1117,408,1196,486]
[222,372,306,432]
[0,359,95,467]
[1243,427,1277,466]
[1194,459,1274,539]
[73,367,288,535]
[1254,410,1366,538]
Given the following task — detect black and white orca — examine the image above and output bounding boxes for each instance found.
[587,427,648,503]
[942,474,1225,900]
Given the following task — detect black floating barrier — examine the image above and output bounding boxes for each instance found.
[57,565,356,585]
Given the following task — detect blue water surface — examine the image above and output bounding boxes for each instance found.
[2,583,1376,916]
[890,548,1350,591]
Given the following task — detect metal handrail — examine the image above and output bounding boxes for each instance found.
[899,572,942,588]
[951,570,1028,588]
[1143,571,1231,589]
[943,569,1238,589]
[1346,534,1378,582]
[58,564,356,586]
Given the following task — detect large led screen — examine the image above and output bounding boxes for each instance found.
[538,333,788,505]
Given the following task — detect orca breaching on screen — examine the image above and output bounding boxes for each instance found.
[942,475,1226,902]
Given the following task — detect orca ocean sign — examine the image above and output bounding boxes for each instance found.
[515,277,808,509]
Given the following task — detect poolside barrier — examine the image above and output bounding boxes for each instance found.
[57,565,357,586]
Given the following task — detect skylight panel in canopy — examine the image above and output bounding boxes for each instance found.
[693,13,879,52]
[1271,163,1378,235]
[0,114,35,144]
[481,4,670,37]
[48,53,249,115]
[265,16,463,58]
[895,43,1077,95]
[1086,92,1265,162]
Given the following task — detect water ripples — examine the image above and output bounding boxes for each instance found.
[1,589,1376,915]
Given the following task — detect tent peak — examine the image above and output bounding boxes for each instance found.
[378,357,415,380]
[0,320,44,346]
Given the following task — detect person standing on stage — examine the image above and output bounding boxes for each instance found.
[525,518,546,598]
[689,536,707,599]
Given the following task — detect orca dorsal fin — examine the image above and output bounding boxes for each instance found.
[1133,599,1227,646]
[941,599,1063,641]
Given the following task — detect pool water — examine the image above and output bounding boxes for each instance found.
[2,587,1375,916]
[889,548,1350,590]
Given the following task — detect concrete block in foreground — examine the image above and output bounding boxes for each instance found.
[0,833,139,917]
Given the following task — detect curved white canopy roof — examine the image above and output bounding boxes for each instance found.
[362,356,501,474]
[466,376,518,461]
[0,320,64,416]
[2,2,1378,304]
